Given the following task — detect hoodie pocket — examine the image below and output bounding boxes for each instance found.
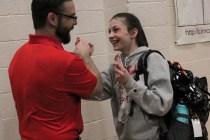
[129,105,159,126]
[143,112,159,126]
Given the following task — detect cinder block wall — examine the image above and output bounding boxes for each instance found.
[0,0,210,140]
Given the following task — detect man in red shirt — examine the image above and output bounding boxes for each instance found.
[8,0,102,140]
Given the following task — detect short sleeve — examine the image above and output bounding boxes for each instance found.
[63,56,97,98]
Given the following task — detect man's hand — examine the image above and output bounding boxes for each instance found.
[74,37,94,59]
[74,37,103,97]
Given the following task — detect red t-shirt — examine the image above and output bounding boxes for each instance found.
[9,34,97,140]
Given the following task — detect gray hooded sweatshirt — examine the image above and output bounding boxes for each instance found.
[91,46,173,140]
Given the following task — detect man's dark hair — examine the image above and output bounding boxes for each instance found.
[31,0,72,29]
[111,13,148,47]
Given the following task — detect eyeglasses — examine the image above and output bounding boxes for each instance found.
[53,12,78,20]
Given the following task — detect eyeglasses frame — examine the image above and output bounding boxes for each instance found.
[53,11,77,20]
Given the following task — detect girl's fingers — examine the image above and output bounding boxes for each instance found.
[113,61,124,70]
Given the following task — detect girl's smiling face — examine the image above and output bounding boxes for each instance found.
[108,18,134,53]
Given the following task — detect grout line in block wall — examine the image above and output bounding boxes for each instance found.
[84,117,114,125]
[0,39,28,44]
[1,116,18,121]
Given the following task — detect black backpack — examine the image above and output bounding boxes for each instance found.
[129,49,210,140]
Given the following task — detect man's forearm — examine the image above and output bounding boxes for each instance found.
[83,57,103,97]
[73,37,102,96]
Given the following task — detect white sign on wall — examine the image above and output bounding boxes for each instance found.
[174,0,210,45]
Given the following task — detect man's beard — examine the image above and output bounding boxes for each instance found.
[55,22,71,44]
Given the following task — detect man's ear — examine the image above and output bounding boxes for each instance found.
[47,12,58,27]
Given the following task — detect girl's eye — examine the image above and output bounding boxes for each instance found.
[113,28,119,33]
[108,27,120,34]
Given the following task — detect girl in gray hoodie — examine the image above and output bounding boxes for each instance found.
[91,12,173,140]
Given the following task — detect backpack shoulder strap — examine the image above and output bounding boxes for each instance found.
[134,49,165,86]
[143,50,165,69]
[130,49,165,117]
[136,50,168,134]
[134,50,149,81]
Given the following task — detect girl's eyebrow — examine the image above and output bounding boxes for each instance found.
[113,25,119,28]
[108,25,120,31]
[110,25,120,30]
